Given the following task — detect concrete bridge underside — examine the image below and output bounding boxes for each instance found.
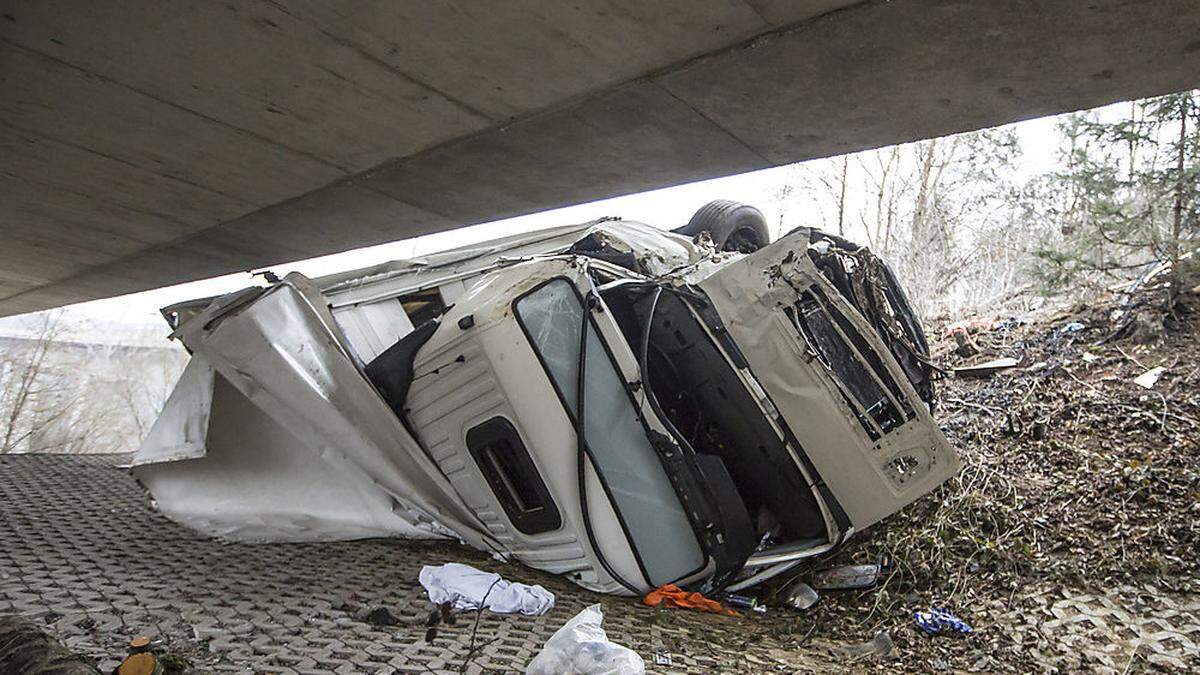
[1,0,1198,316]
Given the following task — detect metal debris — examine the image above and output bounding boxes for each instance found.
[1133,365,1167,390]
[953,356,1019,378]
[781,580,819,611]
[810,555,892,590]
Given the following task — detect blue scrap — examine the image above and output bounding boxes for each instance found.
[913,608,973,635]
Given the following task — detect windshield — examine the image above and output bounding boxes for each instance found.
[514,278,705,587]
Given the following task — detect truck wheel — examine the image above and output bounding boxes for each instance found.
[674,200,770,253]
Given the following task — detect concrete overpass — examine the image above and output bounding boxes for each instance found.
[2,0,1198,316]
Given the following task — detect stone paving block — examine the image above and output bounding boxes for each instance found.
[4,454,1199,673]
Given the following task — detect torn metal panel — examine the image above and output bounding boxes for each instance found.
[695,227,959,531]
[953,357,1020,378]
[159,278,497,549]
[134,371,438,542]
[131,354,213,467]
[565,220,698,276]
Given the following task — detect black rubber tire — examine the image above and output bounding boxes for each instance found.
[673,200,770,253]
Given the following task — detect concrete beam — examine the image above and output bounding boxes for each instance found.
[1,0,1198,315]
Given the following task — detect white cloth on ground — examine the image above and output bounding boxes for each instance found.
[419,562,555,616]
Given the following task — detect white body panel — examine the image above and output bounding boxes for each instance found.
[135,366,435,542]
[136,278,495,549]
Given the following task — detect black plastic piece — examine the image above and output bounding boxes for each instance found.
[690,453,758,586]
[364,320,440,419]
[466,417,562,535]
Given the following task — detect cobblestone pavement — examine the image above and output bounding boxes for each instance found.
[0,454,833,674]
[995,584,1200,672]
[4,454,1199,673]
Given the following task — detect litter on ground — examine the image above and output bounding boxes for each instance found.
[913,608,974,636]
[953,357,1020,378]
[1133,365,1167,389]
[781,580,820,610]
[419,562,555,616]
[643,584,737,615]
[526,604,644,675]
[810,556,892,590]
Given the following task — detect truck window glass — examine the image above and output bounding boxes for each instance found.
[514,279,705,587]
[466,417,562,535]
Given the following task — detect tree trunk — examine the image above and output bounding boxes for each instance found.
[912,139,937,250]
[1169,95,1187,306]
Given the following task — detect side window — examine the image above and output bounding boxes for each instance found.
[466,417,561,535]
[514,279,705,587]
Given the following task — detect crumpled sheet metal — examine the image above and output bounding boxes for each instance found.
[131,354,213,467]
[316,219,699,303]
[134,370,435,542]
[577,221,698,276]
[695,228,959,531]
[135,278,496,549]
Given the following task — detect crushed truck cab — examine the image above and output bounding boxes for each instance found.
[134,204,958,595]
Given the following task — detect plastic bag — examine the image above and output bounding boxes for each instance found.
[525,604,645,675]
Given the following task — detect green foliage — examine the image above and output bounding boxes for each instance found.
[156,652,192,674]
[1029,91,1200,303]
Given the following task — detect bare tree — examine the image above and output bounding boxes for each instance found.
[1,312,67,453]
[1168,93,1189,303]
[1,314,187,455]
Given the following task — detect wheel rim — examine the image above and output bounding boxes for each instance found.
[724,227,764,253]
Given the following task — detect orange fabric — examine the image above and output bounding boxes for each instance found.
[643,584,737,616]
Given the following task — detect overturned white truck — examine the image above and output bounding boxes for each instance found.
[133,201,958,595]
